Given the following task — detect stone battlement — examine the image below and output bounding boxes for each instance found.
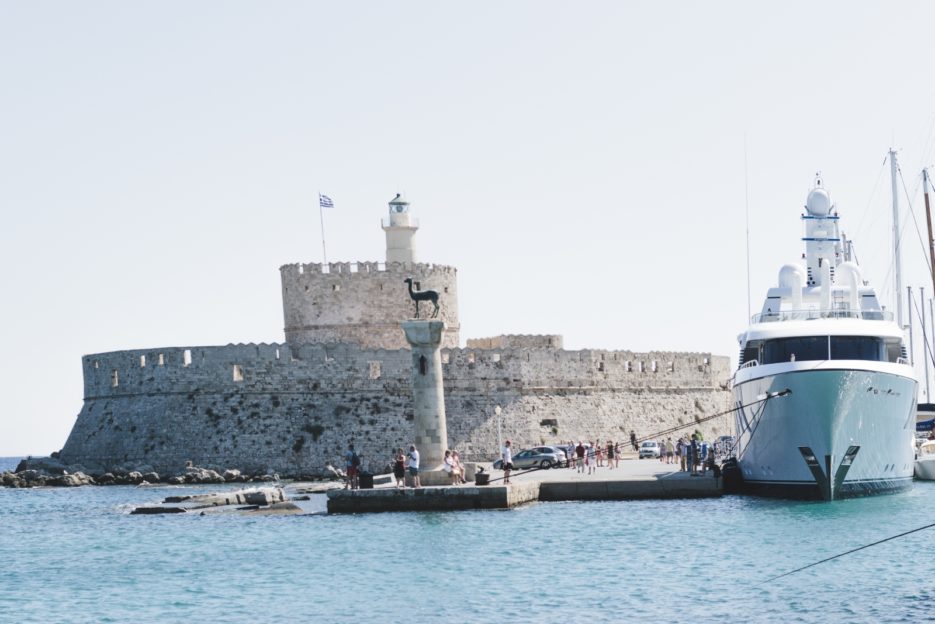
[278,261,458,277]
[280,261,459,350]
[81,342,729,400]
[466,335,564,350]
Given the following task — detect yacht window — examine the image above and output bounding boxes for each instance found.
[741,341,762,365]
[829,336,885,361]
[762,336,827,364]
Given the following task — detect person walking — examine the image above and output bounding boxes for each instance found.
[575,441,585,473]
[595,440,604,467]
[666,438,675,465]
[606,440,615,470]
[630,430,638,451]
[501,440,514,485]
[586,442,596,475]
[407,444,421,488]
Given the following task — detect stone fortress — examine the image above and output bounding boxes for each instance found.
[60,194,733,477]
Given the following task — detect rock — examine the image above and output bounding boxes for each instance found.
[126,471,144,485]
[130,506,187,515]
[243,487,286,506]
[184,466,224,484]
[97,473,116,485]
[1,472,23,488]
[250,501,302,515]
[167,476,185,485]
[16,470,47,485]
[15,456,67,475]
[49,472,94,487]
[142,472,160,483]
[222,469,241,482]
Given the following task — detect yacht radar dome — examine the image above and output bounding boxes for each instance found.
[805,186,833,217]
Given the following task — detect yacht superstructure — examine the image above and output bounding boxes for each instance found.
[732,178,917,499]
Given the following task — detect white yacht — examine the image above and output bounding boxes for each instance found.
[731,178,917,500]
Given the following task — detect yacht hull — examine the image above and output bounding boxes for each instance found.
[732,365,916,500]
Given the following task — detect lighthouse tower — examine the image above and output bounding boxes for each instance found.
[382,194,418,263]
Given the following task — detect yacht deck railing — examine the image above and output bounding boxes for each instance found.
[751,309,893,324]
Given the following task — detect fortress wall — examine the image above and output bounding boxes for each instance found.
[280,262,460,350]
[61,345,731,476]
[466,335,564,350]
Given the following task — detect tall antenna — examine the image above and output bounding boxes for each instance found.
[744,134,752,320]
[890,149,904,328]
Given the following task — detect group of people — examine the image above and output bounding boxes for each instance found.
[563,440,624,474]
[653,432,713,476]
[387,444,468,488]
[392,445,422,488]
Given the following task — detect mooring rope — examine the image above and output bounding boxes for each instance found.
[761,521,935,584]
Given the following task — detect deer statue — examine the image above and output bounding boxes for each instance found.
[404,277,440,319]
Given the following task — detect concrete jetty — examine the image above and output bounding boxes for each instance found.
[326,459,720,514]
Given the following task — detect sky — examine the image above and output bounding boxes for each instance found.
[4,1,935,456]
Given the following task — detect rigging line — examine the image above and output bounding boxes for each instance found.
[853,154,890,237]
[760,521,935,584]
[910,293,935,371]
[898,168,935,282]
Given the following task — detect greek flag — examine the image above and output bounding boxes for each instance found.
[319,194,334,209]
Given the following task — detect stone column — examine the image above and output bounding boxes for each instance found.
[401,320,448,472]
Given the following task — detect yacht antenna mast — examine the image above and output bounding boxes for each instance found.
[890,149,905,328]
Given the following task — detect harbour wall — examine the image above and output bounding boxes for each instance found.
[60,342,732,476]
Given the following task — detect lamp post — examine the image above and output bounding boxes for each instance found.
[495,405,502,452]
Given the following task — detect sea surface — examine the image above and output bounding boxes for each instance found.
[1,459,933,623]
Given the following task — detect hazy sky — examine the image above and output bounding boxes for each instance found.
[5,1,935,455]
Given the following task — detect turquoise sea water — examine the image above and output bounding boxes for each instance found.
[1,475,933,623]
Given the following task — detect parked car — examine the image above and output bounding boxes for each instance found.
[639,441,662,459]
[493,446,565,470]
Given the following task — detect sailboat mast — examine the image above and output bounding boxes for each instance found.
[891,149,905,328]
[924,168,935,298]
[924,287,931,400]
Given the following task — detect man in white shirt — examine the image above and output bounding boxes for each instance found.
[407,444,421,488]
[501,440,514,485]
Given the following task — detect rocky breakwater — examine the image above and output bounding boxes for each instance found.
[130,486,305,516]
[0,455,330,489]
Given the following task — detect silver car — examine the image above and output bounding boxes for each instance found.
[494,446,565,470]
[639,441,662,459]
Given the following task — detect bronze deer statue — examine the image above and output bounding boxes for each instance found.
[404,277,440,319]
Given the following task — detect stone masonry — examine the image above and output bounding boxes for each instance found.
[60,341,731,476]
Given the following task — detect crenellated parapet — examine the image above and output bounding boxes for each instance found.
[82,343,729,401]
[466,335,564,350]
[280,261,459,350]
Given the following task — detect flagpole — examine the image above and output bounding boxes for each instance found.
[318,192,328,265]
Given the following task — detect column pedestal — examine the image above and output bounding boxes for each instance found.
[401,320,449,484]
